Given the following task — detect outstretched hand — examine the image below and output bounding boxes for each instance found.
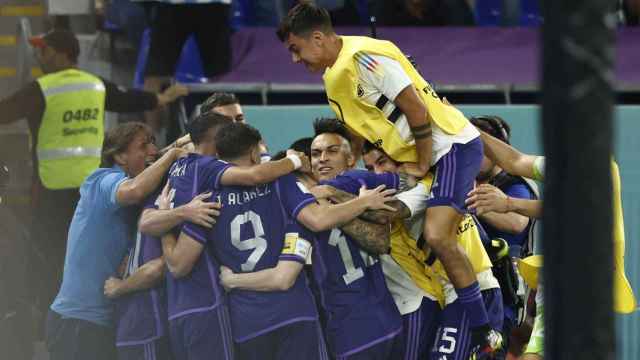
[358,185,397,211]
[466,184,509,215]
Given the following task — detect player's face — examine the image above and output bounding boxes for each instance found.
[285,32,327,73]
[363,149,399,174]
[35,45,57,73]
[311,133,354,181]
[120,131,158,177]
[476,155,496,183]
[213,103,245,123]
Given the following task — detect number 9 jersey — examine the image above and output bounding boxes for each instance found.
[182,166,320,343]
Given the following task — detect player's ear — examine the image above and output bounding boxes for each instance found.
[311,30,324,45]
[114,152,127,167]
[346,151,356,168]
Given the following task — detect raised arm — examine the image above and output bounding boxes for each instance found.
[116,147,185,206]
[220,152,310,186]
[103,258,165,299]
[480,131,541,180]
[312,184,411,225]
[296,185,397,232]
[466,184,542,219]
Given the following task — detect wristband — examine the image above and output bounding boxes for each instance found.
[286,154,302,170]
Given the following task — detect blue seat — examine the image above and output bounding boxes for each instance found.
[519,0,543,26]
[133,29,206,89]
[474,0,503,26]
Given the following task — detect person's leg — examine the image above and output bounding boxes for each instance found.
[416,298,441,359]
[184,307,234,360]
[117,344,145,360]
[192,3,231,78]
[143,3,188,145]
[46,310,79,360]
[338,333,402,360]
[169,318,187,360]
[275,321,327,360]
[235,333,273,360]
[46,310,116,360]
[431,301,471,360]
[425,139,497,355]
[522,286,544,360]
[76,318,117,360]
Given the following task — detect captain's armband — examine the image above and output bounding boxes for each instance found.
[281,232,312,262]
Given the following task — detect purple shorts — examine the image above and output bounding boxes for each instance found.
[335,331,404,360]
[117,337,173,360]
[427,137,483,213]
[235,320,328,360]
[430,288,504,360]
[401,298,441,360]
[169,306,234,360]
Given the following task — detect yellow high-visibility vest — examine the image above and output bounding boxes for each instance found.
[323,36,469,163]
[36,69,105,189]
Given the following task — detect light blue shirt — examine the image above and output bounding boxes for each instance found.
[51,166,139,327]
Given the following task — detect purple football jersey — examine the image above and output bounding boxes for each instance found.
[182,173,319,342]
[165,153,231,320]
[312,170,403,357]
[115,194,168,346]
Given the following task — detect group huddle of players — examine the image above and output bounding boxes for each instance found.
[114,110,512,360]
[111,3,540,360]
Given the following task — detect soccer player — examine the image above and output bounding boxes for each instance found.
[362,142,505,360]
[278,4,499,356]
[220,120,405,359]
[166,122,395,360]
[141,110,319,360]
[104,209,170,360]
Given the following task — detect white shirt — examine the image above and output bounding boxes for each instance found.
[396,183,500,304]
[356,54,479,165]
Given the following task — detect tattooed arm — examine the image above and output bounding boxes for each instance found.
[341,218,391,255]
[315,197,391,255]
[311,185,411,225]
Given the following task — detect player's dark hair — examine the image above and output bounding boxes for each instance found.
[101,122,154,168]
[362,141,379,155]
[188,111,232,145]
[277,2,333,42]
[470,115,511,144]
[289,137,313,159]
[269,137,312,162]
[200,92,239,114]
[313,117,351,144]
[215,122,262,160]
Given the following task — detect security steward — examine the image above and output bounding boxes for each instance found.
[0,29,188,332]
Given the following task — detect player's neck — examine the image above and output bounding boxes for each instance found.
[225,155,253,167]
[325,35,342,68]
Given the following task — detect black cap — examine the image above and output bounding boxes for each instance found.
[29,29,80,62]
